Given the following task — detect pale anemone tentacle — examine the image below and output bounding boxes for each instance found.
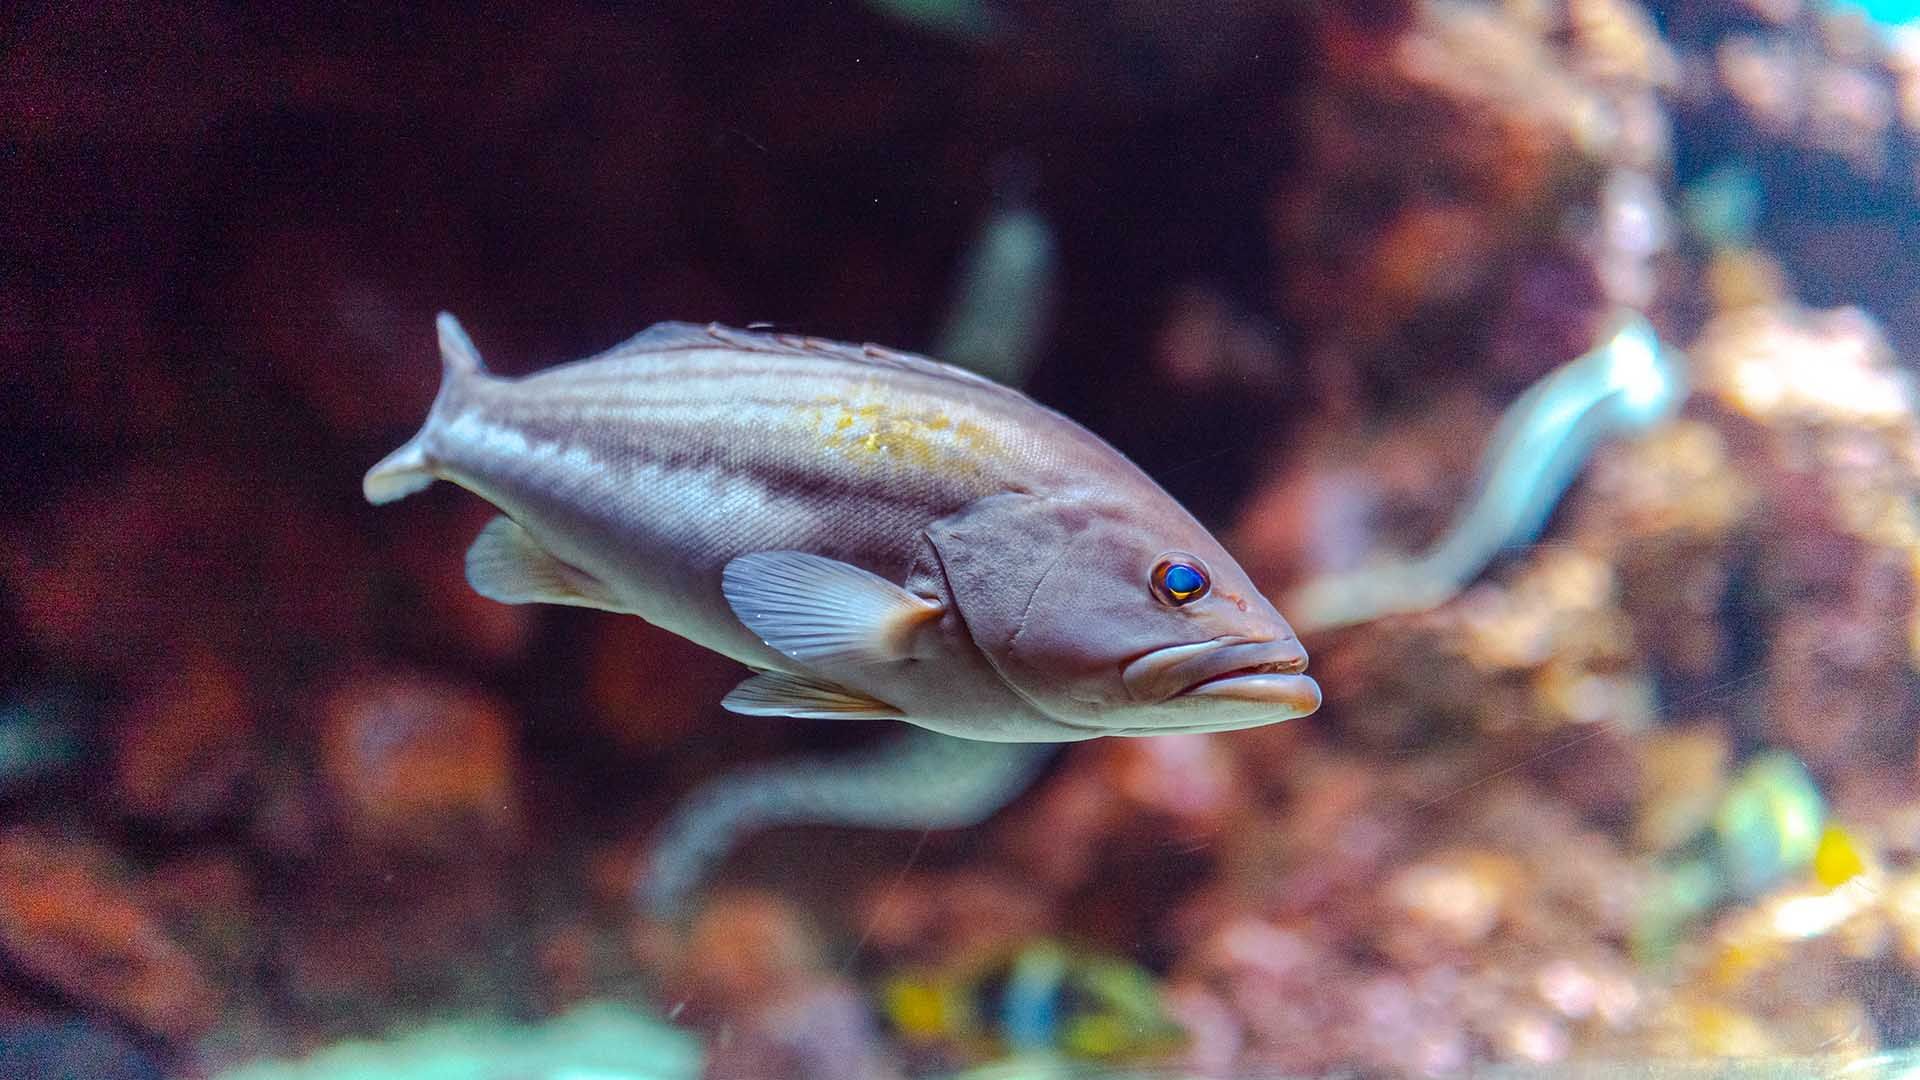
[1284,313,1687,632]
[635,313,1690,919]
[638,729,1051,918]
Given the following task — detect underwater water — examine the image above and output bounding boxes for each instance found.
[12,0,1920,1077]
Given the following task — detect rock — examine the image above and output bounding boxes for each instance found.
[4,462,372,679]
[112,653,255,829]
[672,891,903,1080]
[0,830,219,1043]
[314,668,522,852]
[0,1018,164,1080]
[1633,725,1733,854]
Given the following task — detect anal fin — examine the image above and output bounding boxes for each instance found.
[722,669,903,720]
[465,515,620,611]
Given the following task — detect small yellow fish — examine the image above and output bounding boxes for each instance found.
[365,315,1320,741]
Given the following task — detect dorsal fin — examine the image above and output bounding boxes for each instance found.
[436,312,487,378]
[586,321,723,359]
[586,321,1029,401]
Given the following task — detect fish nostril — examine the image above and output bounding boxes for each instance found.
[1269,643,1309,674]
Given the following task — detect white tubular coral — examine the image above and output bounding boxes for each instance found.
[637,729,1054,918]
[1285,313,1688,635]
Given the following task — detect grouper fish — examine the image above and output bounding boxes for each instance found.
[364,315,1321,741]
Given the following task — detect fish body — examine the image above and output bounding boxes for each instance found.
[879,938,1184,1065]
[366,315,1318,742]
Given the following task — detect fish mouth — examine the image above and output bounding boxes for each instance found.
[1121,636,1321,718]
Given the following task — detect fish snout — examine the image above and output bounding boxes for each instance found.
[1177,635,1320,720]
[1121,636,1317,714]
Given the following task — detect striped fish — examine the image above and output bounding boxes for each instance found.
[364,315,1319,741]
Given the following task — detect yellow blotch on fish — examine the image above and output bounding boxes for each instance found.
[813,398,997,475]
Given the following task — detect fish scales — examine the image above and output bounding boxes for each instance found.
[420,344,1081,669]
[440,352,1129,584]
[444,361,1070,570]
[367,315,1319,742]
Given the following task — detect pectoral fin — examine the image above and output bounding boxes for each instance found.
[722,670,903,719]
[721,551,943,667]
[465,515,620,610]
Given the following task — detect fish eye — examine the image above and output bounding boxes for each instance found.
[1150,555,1210,606]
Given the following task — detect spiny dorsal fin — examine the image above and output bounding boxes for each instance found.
[588,321,1028,400]
[585,321,725,359]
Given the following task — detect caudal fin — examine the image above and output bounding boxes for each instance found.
[363,313,488,505]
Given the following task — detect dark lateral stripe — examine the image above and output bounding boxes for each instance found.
[622,437,993,509]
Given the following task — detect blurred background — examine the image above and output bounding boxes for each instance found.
[8,0,1920,1076]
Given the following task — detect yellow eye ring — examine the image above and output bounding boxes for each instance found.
[1151,555,1210,605]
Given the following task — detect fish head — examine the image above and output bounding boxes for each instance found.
[929,492,1321,736]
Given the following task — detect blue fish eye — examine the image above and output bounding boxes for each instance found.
[1164,564,1204,595]
[1151,556,1209,605]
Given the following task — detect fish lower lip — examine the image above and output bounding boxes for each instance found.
[1180,671,1322,715]
[1124,638,1313,703]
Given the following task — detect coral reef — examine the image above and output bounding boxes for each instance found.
[1271,0,1674,414]
[0,831,222,1044]
[8,0,1920,1076]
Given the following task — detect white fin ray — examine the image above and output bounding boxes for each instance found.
[465,515,620,610]
[721,551,942,668]
[721,670,902,720]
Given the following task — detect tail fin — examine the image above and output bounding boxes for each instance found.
[363,313,489,505]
